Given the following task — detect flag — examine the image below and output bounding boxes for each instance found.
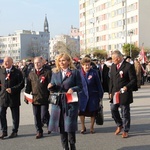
[65,92,78,103]
[24,92,33,103]
[139,46,147,64]
[113,92,120,104]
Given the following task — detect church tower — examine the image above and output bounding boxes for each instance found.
[44,14,49,32]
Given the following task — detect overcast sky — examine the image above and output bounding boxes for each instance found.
[0,0,79,38]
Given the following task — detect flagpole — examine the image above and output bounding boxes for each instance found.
[129,30,133,57]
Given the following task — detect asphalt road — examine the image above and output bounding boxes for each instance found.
[0,83,150,150]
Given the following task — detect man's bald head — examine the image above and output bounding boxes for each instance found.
[3,57,13,69]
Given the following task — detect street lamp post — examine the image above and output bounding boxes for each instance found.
[129,30,133,57]
[122,0,127,44]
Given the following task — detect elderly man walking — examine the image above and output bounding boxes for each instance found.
[0,57,24,139]
[109,50,137,138]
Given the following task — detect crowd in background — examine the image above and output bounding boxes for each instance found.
[0,55,148,98]
[8,55,149,90]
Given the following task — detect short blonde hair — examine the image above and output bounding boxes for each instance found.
[53,53,76,73]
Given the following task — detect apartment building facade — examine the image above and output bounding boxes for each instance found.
[79,0,150,55]
[0,30,50,62]
[70,25,80,39]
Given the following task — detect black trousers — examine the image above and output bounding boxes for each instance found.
[111,103,130,132]
[32,104,49,133]
[0,106,20,133]
[60,132,76,148]
[59,101,76,148]
[41,104,50,126]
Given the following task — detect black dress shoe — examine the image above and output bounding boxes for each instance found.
[0,132,8,139]
[9,132,18,138]
[63,146,69,150]
[36,133,43,139]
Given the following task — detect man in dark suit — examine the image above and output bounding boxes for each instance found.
[0,57,24,139]
[109,50,136,138]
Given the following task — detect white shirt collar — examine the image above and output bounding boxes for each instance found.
[61,68,68,72]
[6,67,12,72]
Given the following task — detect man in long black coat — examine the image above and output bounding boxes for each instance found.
[0,57,24,139]
[109,50,137,138]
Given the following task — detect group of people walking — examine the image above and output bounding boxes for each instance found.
[0,50,137,150]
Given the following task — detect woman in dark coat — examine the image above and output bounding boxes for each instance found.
[48,53,82,150]
[78,57,104,134]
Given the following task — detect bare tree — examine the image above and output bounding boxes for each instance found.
[53,40,80,57]
[27,42,42,57]
[53,41,66,54]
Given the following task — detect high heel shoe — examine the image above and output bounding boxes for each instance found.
[80,127,86,134]
[90,129,95,134]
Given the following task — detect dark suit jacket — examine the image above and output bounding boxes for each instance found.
[0,66,24,107]
[109,60,137,105]
[102,64,110,92]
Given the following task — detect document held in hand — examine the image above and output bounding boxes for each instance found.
[24,92,33,103]
[66,92,78,103]
[113,91,120,104]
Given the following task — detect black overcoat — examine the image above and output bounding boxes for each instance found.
[0,66,24,107]
[109,60,137,105]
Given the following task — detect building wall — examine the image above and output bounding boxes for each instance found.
[79,0,150,54]
[0,35,21,61]
[139,0,150,48]
[70,25,80,39]
[0,30,50,62]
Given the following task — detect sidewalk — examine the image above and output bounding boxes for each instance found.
[1,83,150,150]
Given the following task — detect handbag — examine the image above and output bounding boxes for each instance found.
[95,100,104,125]
[48,93,60,105]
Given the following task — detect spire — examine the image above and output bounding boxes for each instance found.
[44,14,49,32]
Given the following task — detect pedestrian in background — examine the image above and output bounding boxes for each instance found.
[0,56,24,139]
[146,61,150,82]
[109,50,137,138]
[134,59,142,88]
[25,56,52,139]
[102,57,112,95]
[48,53,82,150]
[78,57,104,134]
